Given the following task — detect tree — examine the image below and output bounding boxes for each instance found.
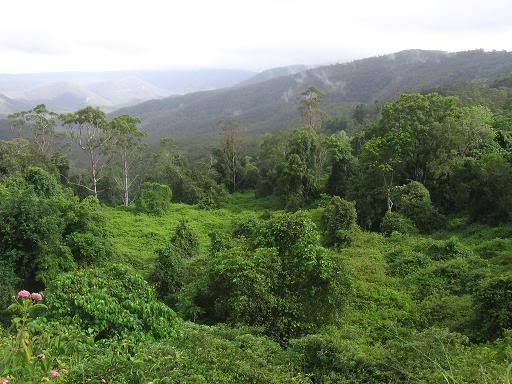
[474,273,512,340]
[171,219,199,258]
[320,196,357,247]
[197,212,350,340]
[281,128,322,208]
[8,104,58,156]
[136,182,172,215]
[298,86,324,131]
[61,107,112,198]
[213,119,243,193]
[110,115,145,206]
[326,132,354,196]
[0,169,112,290]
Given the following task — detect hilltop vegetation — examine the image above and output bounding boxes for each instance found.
[1,69,512,382]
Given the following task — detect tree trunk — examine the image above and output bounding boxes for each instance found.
[90,151,98,198]
[123,148,129,206]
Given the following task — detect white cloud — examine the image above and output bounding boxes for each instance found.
[0,0,511,73]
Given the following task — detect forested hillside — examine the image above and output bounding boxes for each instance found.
[115,49,512,140]
[1,76,512,382]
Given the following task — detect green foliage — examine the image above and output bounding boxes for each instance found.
[326,132,355,197]
[418,293,474,332]
[152,244,186,307]
[380,211,417,236]
[424,238,473,261]
[474,272,512,340]
[0,261,20,310]
[136,182,172,215]
[320,196,357,247]
[66,323,310,383]
[385,249,432,277]
[23,166,61,198]
[171,219,200,258]
[394,181,443,232]
[409,256,490,299]
[195,212,351,340]
[44,264,181,340]
[151,220,199,306]
[467,154,512,224]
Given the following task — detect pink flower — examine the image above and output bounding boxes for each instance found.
[17,290,31,299]
[49,370,60,378]
[0,377,9,384]
[31,292,43,301]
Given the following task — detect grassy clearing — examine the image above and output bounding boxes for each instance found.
[103,192,282,274]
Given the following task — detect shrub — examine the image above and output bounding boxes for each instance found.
[385,250,432,277]
[474,272,512,340]
[0,261,20,310]
[136,182,172,215]
[44,264,181,339]
[65,232,112,266]
[291,332,388,383]
[152,244,186,307]
[320,196,357,247]
[23,166,62,198]
[418,294,474,332]
[196,212,351,341]
[423,238,472,261]
[394,181,444,232]
[67,323,310,383]
[171,219,199,258]
[409,256,490,299]
[334,229,354,248]
[380,211,417,236]
[232,216,261,239]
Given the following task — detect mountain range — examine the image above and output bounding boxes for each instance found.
[2,49,512,144]
[0,69,257,113]
[113,49,512,141]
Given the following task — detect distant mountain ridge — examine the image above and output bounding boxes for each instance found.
[0,69,256,113]
[114,49,512,140]
[0,94,28,115]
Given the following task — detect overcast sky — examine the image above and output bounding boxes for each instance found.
[0,0,511,74]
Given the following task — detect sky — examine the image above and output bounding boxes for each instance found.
[0,0,511,74]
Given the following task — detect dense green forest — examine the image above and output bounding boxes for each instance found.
[1,80,512,383]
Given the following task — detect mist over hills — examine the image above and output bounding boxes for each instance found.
[113,49,512,141]
[0,69,256,113]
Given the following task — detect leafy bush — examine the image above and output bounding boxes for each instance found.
[67,323,310,383]
[136,182,172,215]
[232,216,261,239]
[195,212,351,340]
[385,250,432,277]
[197,182,226,210]
[423,238,472,261]
[171,219,199,258]
[0,177,113,290]
[409,256,490,299]
[23,166,62,198]
[418,294,474,332]
[474,272,512,340]
[334,229,354,248]
[44,264,181,339]
[393,181,444,232]
[291,331,388,383]
[0,261,20,310]
[320,196,357,246]
[380,211,417,236]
